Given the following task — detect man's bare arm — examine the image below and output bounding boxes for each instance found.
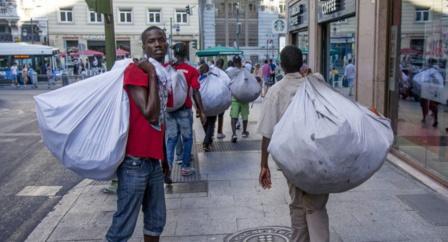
[127,62,160,124]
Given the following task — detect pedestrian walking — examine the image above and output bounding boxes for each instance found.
[343,59,356,96]
[262,60,273,96]
[215,58,227,140]
[29,67,38,88]
[228,55,251,143]
[166,42,206,177]
[21,65,29,88]
[198,63,217,151]
[10,63,18,87]
[105,26,170,242]
[258,45,330,242]
[47,64,55,89]
[269,59,277,84]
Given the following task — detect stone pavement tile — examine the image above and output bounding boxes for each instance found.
[47,224,109,241]
[174,215,237,236]
[91,210,115,226]
[233,190,288,207]
[262,204,289,218]
[236,216,290,230]
[180,195,235,209]
[208,206,265,220]
[334,223,408,242]
[165,198,181,210]
[161,234,227,242]
[166,192,208,199]
[57,212,96,227]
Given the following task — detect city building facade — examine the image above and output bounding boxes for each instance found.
[201,0,286,64]
[0,0,20,42]
[27,0,200,60]
[287,0,448,185]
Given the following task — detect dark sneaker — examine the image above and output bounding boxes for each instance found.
[231,135,237,143]
[203,144,210,152]
[242,131,249,138]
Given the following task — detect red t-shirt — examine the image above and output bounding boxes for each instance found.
[123,63,164,160]
[169,62,200,109]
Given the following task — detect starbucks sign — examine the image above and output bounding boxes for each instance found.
[272,19,286,34]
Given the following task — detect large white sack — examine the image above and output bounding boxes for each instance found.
[200,68,232,116]
[166,65,188,112]
[34,59,133,180]
[268,74,394,194]
[227,67,261,103]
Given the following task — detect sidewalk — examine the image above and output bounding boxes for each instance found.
[26,99,448,242]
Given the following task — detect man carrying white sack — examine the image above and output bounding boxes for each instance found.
[106,26,169,242]
[257,45,329,242]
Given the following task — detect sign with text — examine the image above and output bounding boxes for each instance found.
[317,0,356,23]
[288,0,308,32]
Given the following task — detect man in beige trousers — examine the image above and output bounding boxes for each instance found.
[257,45,330,242]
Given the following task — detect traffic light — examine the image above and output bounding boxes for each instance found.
[192,40,197,49]
[186,5,191,15]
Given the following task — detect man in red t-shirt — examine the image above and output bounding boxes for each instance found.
[106,26,169,242]
[165,43,205,176]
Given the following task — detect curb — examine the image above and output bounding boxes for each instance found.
[25,179,93,242]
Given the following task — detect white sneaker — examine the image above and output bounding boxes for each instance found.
[217,133,226,139]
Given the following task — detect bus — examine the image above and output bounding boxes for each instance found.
[0,42,62,84]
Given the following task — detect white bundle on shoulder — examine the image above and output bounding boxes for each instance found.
[200,67,232,116]
[34,59,133,180]
[227,67,261,103]
[268,73,394,194]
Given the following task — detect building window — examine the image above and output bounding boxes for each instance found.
[176,10,187,23]
[89,11,102,23]
[415,7,430,22]
[148,9,161,23]
[118,8,132,23]
[59,8,73,23]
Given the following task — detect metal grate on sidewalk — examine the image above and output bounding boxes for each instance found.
[197,140,261,152]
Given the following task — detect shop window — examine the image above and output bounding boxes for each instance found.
[396,0,448,181]
[415,7,430,22]
[59,8,73,23]
[325,16,357,98]
[118,8,132,24]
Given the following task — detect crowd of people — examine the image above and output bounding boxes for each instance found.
[97,26,326,242]
[8,62,56,89]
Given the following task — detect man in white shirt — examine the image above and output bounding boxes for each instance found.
[244,60,252,72]
[344,59,356,96]
[258,46,330,242]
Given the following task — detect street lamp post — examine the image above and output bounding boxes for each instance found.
[236,2,240,50]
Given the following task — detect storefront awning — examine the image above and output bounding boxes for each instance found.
[196,46,243,57]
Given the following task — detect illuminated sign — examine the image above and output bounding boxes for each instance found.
[321,0,341,15]
[14,55,31,59]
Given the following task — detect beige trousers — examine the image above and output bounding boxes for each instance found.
[288,181,330,242]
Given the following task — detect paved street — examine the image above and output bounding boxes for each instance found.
[20,97,448,242]
[0,89,82,242]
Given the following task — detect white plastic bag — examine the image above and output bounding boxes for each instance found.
[228,67,261,103]
[34,59,133,180]
[268,74,394,194]
[200,68,232,116]
[166,65,188,112]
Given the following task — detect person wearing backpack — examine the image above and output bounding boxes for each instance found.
[166,42,206,176]
[258,46,330,242]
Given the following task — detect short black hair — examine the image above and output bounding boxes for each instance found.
[141,26,164,43]
[227,60,234,67]
[348,59,352,64]
[264,60,268,64]
[172,42,188,58]
[232,55,242,65]
[216,58,224,68]
[280,45,303,73]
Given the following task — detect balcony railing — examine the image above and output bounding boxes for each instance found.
[0,4,19,18]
